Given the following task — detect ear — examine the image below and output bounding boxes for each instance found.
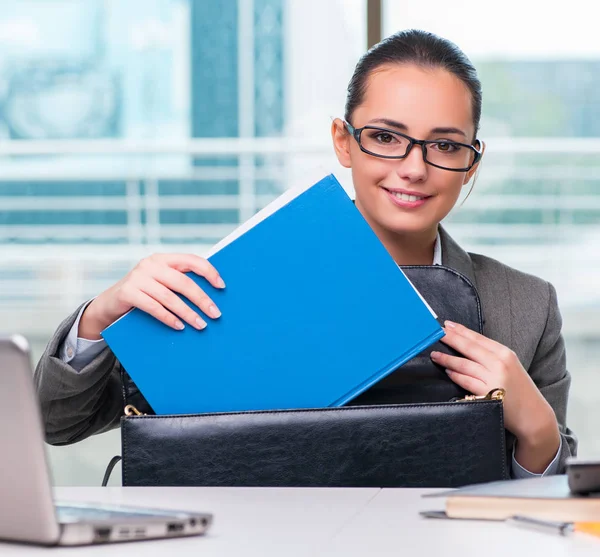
[463,139,486,185]
[331,118,352,168]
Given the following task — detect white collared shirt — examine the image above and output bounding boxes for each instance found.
[433,231,442,265]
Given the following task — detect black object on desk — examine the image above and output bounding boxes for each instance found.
[117,267,509,488]
[567,458,600,495]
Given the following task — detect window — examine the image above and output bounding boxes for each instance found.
[0,0,366,485]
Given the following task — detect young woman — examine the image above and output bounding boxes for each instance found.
[35,30,576,477]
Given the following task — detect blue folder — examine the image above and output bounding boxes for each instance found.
[102,174,444,415]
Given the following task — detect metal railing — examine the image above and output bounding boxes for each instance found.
[0,137,599,338]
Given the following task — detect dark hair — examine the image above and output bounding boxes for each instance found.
[345,29,482,140]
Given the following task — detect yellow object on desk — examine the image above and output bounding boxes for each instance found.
[508,516,600,538]
[574,522,600,537]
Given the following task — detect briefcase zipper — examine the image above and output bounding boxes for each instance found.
[454,388,505,403]
[123,387,506,418]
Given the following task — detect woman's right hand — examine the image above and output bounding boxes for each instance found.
[78,254,225,340]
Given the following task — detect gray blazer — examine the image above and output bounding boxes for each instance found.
[34,227,577,470]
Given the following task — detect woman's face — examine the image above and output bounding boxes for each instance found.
[333,63,482,238]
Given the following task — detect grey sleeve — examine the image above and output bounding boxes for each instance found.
[33,304,124,446]
[527,282,578,473]
[511,437,562,479]
[59,299,108,372]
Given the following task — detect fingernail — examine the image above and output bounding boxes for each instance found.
[217,276,226,288]
[430,351,441,360]
[445,369,453,375]
[208,304,221,318]
[175,320,185,330]
[195,318,207,330]
[444,320,457,328]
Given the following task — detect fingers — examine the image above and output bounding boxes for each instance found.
[119,253,225,330]
[151,265,221,321]
[160,253,225,290]
[442,321,507,357]
[139,279,208,330]
[444,367,488,396]
[442,321,520,376]
[440,323,498,366]
[430,351,488,381]
[121,287,188,331]
[430,350,489,396]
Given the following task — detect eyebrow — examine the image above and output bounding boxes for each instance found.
[368,118,468,139]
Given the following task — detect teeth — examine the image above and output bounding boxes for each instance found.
[392,192,424,202]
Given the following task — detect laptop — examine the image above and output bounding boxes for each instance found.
[0,335,213,546]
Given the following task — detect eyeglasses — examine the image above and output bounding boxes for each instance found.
[344,121,482,172]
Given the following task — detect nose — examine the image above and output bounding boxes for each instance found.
[397,143,428,183]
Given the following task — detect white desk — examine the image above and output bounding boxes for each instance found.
[332,488,600,557]
[2,487,599,556]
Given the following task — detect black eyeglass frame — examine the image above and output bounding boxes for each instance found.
[344,121,482,172]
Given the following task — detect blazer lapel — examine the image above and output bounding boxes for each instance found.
[439,226,477,286]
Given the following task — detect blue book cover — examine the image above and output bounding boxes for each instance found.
[102,174,444,415]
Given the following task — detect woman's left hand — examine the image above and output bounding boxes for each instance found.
[430,320,561,472]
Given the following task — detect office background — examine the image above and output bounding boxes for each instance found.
[0,0,598,485]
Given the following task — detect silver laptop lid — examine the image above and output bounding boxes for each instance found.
[0,335,61,545]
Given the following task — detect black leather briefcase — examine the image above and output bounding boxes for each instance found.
[117,266,509,488]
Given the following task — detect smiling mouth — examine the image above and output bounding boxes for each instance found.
[381,188,431,202]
